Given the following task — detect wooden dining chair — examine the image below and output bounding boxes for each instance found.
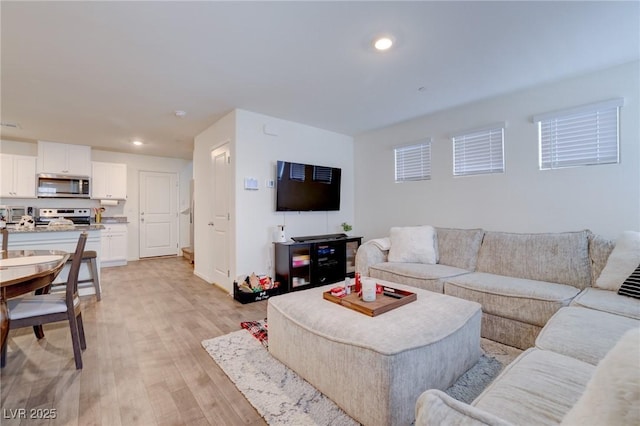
[1,232,88,369]
[50,250,101,301]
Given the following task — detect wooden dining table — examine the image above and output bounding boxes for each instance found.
[0,249,70,355]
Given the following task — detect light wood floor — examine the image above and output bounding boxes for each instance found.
[1,257,269,426]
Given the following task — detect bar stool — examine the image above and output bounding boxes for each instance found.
[1,228,8,252]
[52,250,101,301]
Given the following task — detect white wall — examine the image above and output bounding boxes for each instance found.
[193,109,354,293]
[354,61,640,240]
[234,109,354,282]
[0,140,192,259]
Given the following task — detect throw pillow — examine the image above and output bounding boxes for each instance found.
[561,328,640,425]
[388,225,437,264]
[595,231,640,291]
[617,264,640,299]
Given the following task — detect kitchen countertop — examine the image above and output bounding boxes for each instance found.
[5,224,105,233]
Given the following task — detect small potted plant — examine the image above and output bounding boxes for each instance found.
[341,222,353,234]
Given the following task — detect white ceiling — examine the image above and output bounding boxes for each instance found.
[1,1,638,160]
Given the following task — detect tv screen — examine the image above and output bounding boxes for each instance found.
[276,160,341,211]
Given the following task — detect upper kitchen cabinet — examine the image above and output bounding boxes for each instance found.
[0,154,37,198]
[37,141,92,176]
[92,162,127,200]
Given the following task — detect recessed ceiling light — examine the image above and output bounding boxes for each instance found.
[132,140,144,146]
[374,37,393,51]
[174,110,187,118]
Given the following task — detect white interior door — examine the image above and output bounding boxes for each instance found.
[210,145,230,287]
[139,171,178,258]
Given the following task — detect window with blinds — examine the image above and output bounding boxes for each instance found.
[394,140,431,182]
[534,99,622,170]
[452,126,504,176]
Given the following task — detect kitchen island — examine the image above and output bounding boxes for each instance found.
[5,225,104,297]
[7,224,105,234]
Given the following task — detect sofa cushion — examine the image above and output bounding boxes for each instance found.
[570,288,640,320]
[388,225,437,264]
[370,262,470,293]
[561,328,640,426]
[445,272,580,327]
[435,227,484,270]
[473,348,594,425]
[595,231,640,291]
[535,307,640,365]
[476,230,591,289]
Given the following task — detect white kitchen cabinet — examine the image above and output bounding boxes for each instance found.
[91,162,127,200]
[101,223,128,267]
[0,154,37,198]
[37,141,92,176]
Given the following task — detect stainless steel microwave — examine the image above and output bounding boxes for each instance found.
[37,174,90,198]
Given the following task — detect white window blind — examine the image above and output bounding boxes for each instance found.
[452,126,504,176]
[535,99,622,170]
[394,141,431,182]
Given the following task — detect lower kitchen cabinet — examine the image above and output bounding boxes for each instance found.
[101,223,128,267]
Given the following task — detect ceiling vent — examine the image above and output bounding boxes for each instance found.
[0,122,21,129]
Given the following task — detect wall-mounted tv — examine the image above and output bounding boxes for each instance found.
[276,160,341,211]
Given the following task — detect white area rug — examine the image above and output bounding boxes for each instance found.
[202,330,521,425]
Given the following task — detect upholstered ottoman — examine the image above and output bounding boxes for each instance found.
[267,279,482,426]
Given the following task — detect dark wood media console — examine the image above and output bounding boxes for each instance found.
[275,235,362,292]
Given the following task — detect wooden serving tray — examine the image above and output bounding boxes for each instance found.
[323,284,417,317]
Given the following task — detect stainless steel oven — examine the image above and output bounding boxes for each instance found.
[37,174,90,198]
[36,208,91,225]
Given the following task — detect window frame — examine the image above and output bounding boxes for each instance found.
[451,124,505,177]
[394,139,432,183]
[534,98,623,170]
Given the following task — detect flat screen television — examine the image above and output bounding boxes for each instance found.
[276,160,341,211]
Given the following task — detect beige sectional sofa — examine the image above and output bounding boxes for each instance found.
[356,226,640,425]
[355,227,636,349]
[416,326,639,425]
